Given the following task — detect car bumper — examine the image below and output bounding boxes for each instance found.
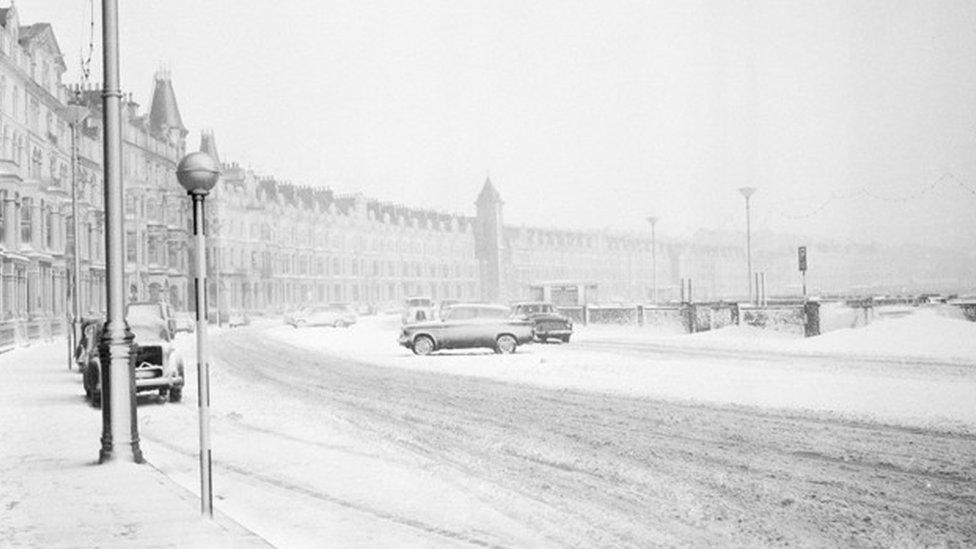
[134,367,182,391]
[398,335,413,348]
[534,328,572,337]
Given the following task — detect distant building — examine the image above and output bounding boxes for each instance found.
[205,140,480,316]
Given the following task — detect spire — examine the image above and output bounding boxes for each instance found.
[148,69,187,137]
[199,130,220,166]
[476,176,502,206]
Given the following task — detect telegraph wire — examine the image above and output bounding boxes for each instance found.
[78,0,95,86]
[764,171,972,221]
[947,171,976,197]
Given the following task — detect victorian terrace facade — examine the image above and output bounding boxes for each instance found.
[0,5,189,350]
[207,143,480,316]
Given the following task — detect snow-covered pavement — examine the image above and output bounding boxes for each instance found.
[0,340,270,548]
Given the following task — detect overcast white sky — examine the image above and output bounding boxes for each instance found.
[25,0,976,247]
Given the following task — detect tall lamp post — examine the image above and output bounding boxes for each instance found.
[738,187,757,302]
[176,151,220,518]
[64,104,89,368]
[645,216,658,303]
[98,0,141,464]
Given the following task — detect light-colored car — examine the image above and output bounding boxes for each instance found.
[82,304,186,405]
[399,303,534,355]
[401,297,436,325]
[228,311,251,328]
[172,311,195,333]
[288,304,358,328]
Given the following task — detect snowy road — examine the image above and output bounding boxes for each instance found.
[136,323,976,547]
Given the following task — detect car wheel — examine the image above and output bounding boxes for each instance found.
[560,335,571,343]
[496,334,517,354]
[334,320,346,328]
[169,386,183,403]
[412,335,435,356]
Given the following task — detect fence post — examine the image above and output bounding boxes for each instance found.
[581,304,588,326]
[637,304,644,327]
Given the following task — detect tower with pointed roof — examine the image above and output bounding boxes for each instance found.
[199,129,221,166]
[475,177,505,301]
[148,69,187,142]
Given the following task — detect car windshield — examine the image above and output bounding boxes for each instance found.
[127,310,170,342]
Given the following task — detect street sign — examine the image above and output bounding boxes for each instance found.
[798,246,807,272]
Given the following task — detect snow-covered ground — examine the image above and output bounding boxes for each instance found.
[264,308,976,431]
[8,309,972,548]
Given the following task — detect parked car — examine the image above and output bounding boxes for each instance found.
[81,304,186,405]
[172,311,195,333]
[399,303,534,355]
[401,296,436,325]
[511,302,574,343]
[227,311,251,328]
[288,304,358,328]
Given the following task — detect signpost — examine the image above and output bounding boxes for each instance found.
[798,246,808,298]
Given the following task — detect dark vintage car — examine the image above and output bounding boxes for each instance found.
[399,304,534,355]
[511,302,574,343]
[79,304,185,406]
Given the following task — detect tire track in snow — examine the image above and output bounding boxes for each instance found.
[203,326,976,547]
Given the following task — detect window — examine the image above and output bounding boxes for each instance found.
[445,307,476,321]
[29,98,39,131]
[20,198,31,244]
[45,207,53,249]
[147,238,158,265]
[125,231,137,263]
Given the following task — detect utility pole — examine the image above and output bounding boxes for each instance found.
[739,187,756,302]
[64,104,89,369]
[98,0,141,464]
[646,216,658,304]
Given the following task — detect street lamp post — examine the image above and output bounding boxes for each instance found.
[646,216,658,303]
[64,104,89,369]
[98,0,142,464]
[738,187,757,302]
[176,151,220,518]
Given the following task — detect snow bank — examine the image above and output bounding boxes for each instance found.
[798,308,976,363]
